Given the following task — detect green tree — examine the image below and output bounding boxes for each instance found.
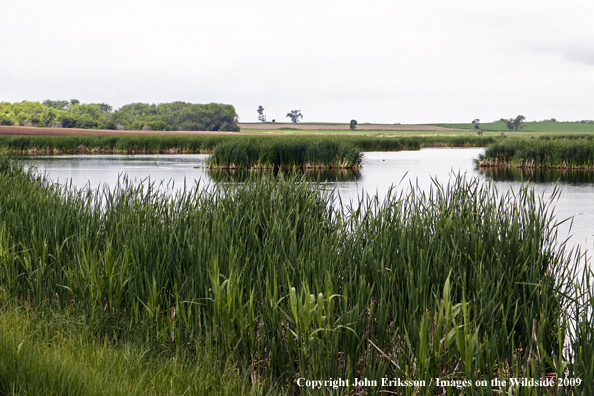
[286,110,303,123]
[29,113,42,126]
[500,115,526,131]
[0,113,14,126]
[42,99,69,110]
[97,103,113,113]
[15,112,29,126]
[42,108,57,126]
[257,105,266,122]
[70,98,80,105]
[350,119,357,130]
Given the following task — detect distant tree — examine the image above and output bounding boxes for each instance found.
[500,115,526,131]
[0,113,14,126]
[257,105,266,122]
[472,118,480,129]
[286,110,303,123]
[15,112,29,126]
[104,120,118,130]
[42,108,57,126]
[42,99,69,110]
[29,113,41,126]
[350,119,357,130]
[70,98,80,105]
[97,103,113,113]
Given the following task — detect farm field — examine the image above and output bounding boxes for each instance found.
[4,122,594,140]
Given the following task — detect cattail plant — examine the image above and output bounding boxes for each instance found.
[0,156,590,395]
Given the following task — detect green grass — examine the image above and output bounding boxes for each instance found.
[0,296,271,396]
[0,156,592,394]
[433,121,594,134]
[478,139,594,168]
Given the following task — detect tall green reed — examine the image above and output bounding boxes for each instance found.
[479,139,594,168]
[0,155,589,394]
[207,138,363,169]
[0,134,494,155]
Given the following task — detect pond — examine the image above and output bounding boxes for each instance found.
[21,148,594,259]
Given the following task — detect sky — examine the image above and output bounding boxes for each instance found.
[2,0,594,124]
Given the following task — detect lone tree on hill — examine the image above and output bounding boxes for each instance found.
[286,110,303,123]
[350,119,357,130]
[257,105,266,122]
[500,115,526,131]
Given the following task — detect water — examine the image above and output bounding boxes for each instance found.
[20,148,594,257]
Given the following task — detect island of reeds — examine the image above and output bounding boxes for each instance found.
[478,139,594,169]
[206,138,363,169]
[0,156,592,395]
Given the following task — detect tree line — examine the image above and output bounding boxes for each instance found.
[0,100,240,132]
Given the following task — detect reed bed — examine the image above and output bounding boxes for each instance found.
[479,140,594,169]
[0,134,495,155]
[0,134,235,154]
[0,156,591,395]
[207,138,363,169]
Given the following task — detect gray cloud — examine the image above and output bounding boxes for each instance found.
[2,0,594,123]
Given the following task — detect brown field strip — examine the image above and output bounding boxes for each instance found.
[0,124,466,137]
[238,123,466,131]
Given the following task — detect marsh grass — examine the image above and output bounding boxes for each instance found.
[0,156,591,394]
[207,138,363,169]
[0,134,495,156]
[0,297,271,396]
[479,140,594,169]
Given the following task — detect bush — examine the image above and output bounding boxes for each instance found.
[0,114,14,126]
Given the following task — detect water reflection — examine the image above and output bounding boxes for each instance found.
[480,167,594,185]
[207,168,360,183]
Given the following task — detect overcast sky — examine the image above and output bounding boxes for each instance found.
[2,0,594,124]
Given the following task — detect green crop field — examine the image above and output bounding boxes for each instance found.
[433,121,594,135]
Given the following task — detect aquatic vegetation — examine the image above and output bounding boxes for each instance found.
[0,134,494,155]
[207,138,363,169]
[0,156,590,394]
[478,139,594,169]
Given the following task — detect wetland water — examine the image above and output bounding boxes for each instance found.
[21,148,594,258]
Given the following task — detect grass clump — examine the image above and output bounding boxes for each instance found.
[478,139,594,169]
[207,137,363,169]
[0,155,591,394]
